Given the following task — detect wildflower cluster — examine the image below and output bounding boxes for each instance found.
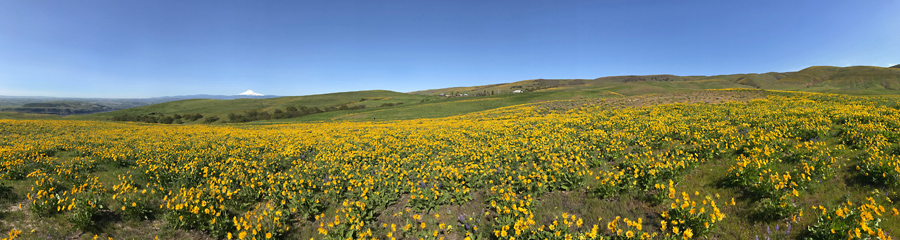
[659,191,725,239]
[806,193,895,240]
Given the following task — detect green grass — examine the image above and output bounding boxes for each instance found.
[262,88,627,122]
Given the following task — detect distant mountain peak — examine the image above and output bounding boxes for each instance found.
[891,64,900,68]
[238,90,264,96]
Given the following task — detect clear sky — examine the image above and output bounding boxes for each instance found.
[1,0,898,98]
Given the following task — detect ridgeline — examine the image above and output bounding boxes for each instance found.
[5,65,900,123]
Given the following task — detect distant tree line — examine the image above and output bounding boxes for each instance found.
[226,104,368,123]
[110,113,205,124]
[110,102,402,124]
[473,90,497,97]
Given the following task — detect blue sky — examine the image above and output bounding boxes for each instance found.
[1,0,898,98]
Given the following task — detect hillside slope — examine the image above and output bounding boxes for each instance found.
[410,72,789,96]
[774,66,900,94]
[411,66,900,96]
[68,65,900,123]
[72,90,434,121]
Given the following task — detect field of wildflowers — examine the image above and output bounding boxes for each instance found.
[1,89,899,239]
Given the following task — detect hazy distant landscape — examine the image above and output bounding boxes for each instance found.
[0,93,278,116]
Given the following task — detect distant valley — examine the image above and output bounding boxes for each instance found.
[0,92,278,116]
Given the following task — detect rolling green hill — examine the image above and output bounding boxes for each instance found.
[774,66,900,94]
[64,65,900,123]
[70,90,435,122]
[409,72,789,96]
[262,88,624,122]
[412,65,900,97]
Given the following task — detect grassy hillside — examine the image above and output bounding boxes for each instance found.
[775,66,900,94]
[412,66,900,97]
[60,65,900,123]
[265,80,769,123]
[261,88,621,122]
[71,90,434,122]
[409,78,598,96]
[410,73,790,97]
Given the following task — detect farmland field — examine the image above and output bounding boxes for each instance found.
[2,89,900,239]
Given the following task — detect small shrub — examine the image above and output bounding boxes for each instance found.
[116,192,155,221]
[805,197,891,240]
[67,193,105,232]
[0,183,16,204]
[752,197,799,221]
[659,192,725,238]
[855,152,900,187]
[203,116,220,123]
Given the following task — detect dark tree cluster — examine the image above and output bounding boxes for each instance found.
[227,104,366,123]
[618,75,676,83]
[620,76,647,83]
[227,110,271,123]
[378,102,404,107]
[110,113,203,124]
[272,105,325,119]
[473,90,497,97]
[181,113,204,121]
[203,116,220,123]
[322,104,366,112]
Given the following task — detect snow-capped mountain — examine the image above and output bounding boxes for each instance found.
[238,90,264,96]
